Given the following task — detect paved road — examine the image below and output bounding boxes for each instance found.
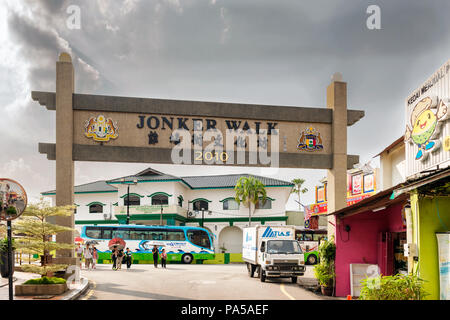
[80,264,323,300]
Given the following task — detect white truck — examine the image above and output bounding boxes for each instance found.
[242,225,305,283]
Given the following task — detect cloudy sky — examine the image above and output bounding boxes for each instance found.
[1,0,450,210]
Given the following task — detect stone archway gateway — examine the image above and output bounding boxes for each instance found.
[32,53,364,264]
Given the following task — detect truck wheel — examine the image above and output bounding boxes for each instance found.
[291,276,298,284]
[307,254,318,265]
[260,269,266,282]
[182,254,193,264]
[247,263,255,278]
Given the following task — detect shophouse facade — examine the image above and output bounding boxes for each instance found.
[328,139,408,297]
[397,58,450,300]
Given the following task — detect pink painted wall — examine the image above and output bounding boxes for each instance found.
[335,203,405,297]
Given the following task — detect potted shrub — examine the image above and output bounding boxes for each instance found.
[313,263,335,295]
[359,272,428,300]
[0,237,15,278]
[313,236,336,296]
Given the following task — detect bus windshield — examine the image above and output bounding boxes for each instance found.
[267,240,302,254]
[186,229,211,249]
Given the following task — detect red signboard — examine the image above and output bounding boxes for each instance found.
[308,193,374,216]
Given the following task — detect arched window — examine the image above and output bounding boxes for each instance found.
[193,200,209,211]
[89,203,104,213]
[124,194,140,206]
[255,198,272,209]
[222,198,239,210]
[152,194,168,205]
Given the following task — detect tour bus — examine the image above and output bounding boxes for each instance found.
[80,225,215,264]
[294,227,327,265]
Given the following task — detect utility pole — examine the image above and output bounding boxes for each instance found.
[121,178,137,225]
[126,185,130,225]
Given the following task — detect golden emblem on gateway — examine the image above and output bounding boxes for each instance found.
[84,115,119,142]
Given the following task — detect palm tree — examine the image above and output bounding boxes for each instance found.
[291,178,308,211]
[235,176,267,227]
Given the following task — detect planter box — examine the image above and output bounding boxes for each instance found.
[15,283,68,296]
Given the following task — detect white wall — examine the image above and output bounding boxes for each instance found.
[44,192,118,221]
[380,144,406,190]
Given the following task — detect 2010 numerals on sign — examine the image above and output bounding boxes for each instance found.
[194,151,229,162]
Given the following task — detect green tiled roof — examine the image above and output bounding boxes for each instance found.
[181,174,294,189]
[41,180,118,195]
[42,168,293,195]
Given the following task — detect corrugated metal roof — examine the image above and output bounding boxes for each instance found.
[42,180,118,195]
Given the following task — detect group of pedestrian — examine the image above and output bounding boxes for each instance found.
[152,245,167,268]
[111,246,133,270]
[76,242,98,270]
[75,243,169,270]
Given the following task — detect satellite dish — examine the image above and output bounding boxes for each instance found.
[0,178,27,221]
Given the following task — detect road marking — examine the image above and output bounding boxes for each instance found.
[81,281,96,300]
[188,280,216,284]
[280,284,295,300]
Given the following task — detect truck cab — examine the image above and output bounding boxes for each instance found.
[243,226,305,283]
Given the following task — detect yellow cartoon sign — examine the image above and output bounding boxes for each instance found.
[405,96,449,161]
[85,115,119,142]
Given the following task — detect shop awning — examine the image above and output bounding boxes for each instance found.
[391,166,450,198]
[327,184,408,219]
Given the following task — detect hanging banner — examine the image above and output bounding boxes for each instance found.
[436,232,450,300]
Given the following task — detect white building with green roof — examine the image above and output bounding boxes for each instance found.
[42,168,294,253]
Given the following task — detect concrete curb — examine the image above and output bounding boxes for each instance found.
[0,277,17,288]
[61,277,90,300]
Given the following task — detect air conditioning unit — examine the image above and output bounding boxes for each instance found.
[187,211,196,218]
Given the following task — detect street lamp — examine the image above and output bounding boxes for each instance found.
[121,178,138,225]
[198,207,211,228]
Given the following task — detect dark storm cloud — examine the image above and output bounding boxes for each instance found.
[4,0,450,205]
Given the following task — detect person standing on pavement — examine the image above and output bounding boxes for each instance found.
[152,245,159,268]
[84,244,93,270]
[160,248,167,268]
[111,246,118,270]
[92,246,98,269]
[125,248,133,269]
[76,243,83,269]
[116,249,124,270]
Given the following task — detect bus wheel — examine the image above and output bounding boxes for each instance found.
[182,254,193,264]
[307,254,317,265]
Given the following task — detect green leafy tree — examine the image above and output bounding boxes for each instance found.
[235,176,267,226]
[290,178,308,211]
[12,198,75,276]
